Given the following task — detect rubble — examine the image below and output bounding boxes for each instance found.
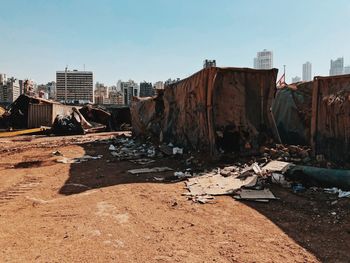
[234,189,278,201]
[127,167,173,175]
[56,155,103,164]
[108,137,158,160]
[183,164,262,202]
[52,107,107,135]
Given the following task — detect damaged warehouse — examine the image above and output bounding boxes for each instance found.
[0,94,131,136]
[131,67,280,155]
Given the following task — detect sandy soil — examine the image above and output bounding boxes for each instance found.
[0,133,349,263]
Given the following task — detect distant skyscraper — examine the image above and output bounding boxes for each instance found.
[139,81,153,97]
[344,66,350,75]
[0,73,7,85]
[0,77,20,103]
[329,57,344,76]
[153,81,164,90]
[94,82,109,104]
[292,76,301,83]
[253,49,273,69]
[56,69,93,103]
[203,59,216,69]
[120,80,139,105]
[302,62,312,81]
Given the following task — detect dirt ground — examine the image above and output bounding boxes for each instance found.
[0,133,349,263]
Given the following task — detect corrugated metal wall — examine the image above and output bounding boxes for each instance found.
[27,104,75,128]
[311,75,350,163]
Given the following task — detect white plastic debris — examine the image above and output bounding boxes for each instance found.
[251,163,262,175]
[173,147,183,155]
[271,173,291,188]
[338,190,350,198]
[324,187,350,198]
[109,145,116,151]
[174,171,185,178]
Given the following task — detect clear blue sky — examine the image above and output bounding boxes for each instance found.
[0,0,349,85]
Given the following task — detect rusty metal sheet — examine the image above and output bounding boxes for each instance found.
[28,103,76,128]
[131,67,278,155]
[311,74,350,163]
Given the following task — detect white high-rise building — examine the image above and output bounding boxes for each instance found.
[56,70,93,103]
[329,57,344,76]
[344,66,350,75]
[253,49,273,69]
[302,62,312,81]
[0,77,20,103]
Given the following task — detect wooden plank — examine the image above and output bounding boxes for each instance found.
[0,127,49,138]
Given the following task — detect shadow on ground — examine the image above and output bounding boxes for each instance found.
[58,142,185,196]
[59,141,350,263]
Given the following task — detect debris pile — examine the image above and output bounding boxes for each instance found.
[183,162,276,203]
[52,107,109,135]
[108,137,158,161]
[260,144,312,165]
[183,159,350,204]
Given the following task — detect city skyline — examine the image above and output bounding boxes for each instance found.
[0,0,350,85]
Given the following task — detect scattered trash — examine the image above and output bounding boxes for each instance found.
[109,145,116,151]
[271,173,291,188]
[56,155,103,164]
[324,187,350,198]
[108,137,158,160]
[262,160,293,173]
[153,177,165,181]
[184,167,258,198]
[52,150,63,156]
[292,183,306,193]
[234,189,278,202]
[173,147,183,155]
[128,167,173,174]
[191,195,215,204]
[129,158,156,165]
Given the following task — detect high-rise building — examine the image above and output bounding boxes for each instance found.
[46,81,56,99]
[253,49,273,69]
[120,80,139,105]
[292,76,301,83]
[37,81,56,100]
[108,91,123,105]
[0,77,20,103]
[94,82,109,104]
[344,66,350,75]
[329,57,344,76]
[203,59,216,69]
[56,70,93,103]
[302,62,312,81]
[139,81,153,97]
[154,81,164,90]
[0,73,7,85]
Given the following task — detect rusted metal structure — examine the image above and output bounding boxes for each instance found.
[28,103,76,128]
[272,81,313,145]
[311,74,350,163]
[131,67,279,155]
